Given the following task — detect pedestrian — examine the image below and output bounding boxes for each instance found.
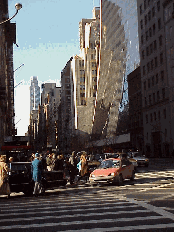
[46,154,52,171]
[69,151,77,185]
[31,153,43,197]
[0,155,11,198]
[77,152,89,183]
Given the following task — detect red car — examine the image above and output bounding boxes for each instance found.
[89,158,135,185]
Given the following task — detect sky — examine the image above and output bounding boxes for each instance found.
[8,0,100,136]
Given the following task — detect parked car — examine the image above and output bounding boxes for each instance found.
[127,152,149,167]
[89,158,135,186]
[8,162,67,196]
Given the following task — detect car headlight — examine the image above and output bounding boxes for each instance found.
[108,172,115,176]
[145,159,149,162]
[90,174,95,178]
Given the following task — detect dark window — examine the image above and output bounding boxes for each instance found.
[142,50,145,59]
[154,112,156,121]
[158,111,161,120]
[151,59,154,70]
[150,43,153,54]
[148,11,151,21]
[163,108,166,119]
[150,113,153,122]
[149,27,152,37]
[141,35,144,45]
[153,24,156,35]
[160,52,163,64]
[159,35,162,46]
[149,95,152,105]
[143,66,146,75]
[146,114,148,123]
[140,4,143,15]
[145,15,147,25]
[148,79,151,88]
[157,1,160,11]
[157,91,160,100]
[162,88,165,99]
[158,18,161,30]
[147,62,150,73]
[144,0,147,10]
[146,31,148,41]
[152,7,155,17]
[146,46,149,56]
[153,93,155,103]
[140,19,143,29]
[155,57,158,67]
[156,73,158,84]
[154,40,157,50]
[152,76,154,86]
[144,81,146,90]
[145,97,147,106]
[93,92,96,97]
[161,70,164,81]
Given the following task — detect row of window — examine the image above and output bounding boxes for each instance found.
[144,88,166,106]
[141,20,161,45]
[142,52,163,75]
[144,71,164,90]
[140,0,160,15]
[142,36,162,59]
[79,60,84,67]
[145,108,166,124]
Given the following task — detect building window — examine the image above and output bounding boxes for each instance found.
[153,93,155,103]
[144,0,147,10]
[140,19,143,29]
[150,113,153,122]
[148,11,151,21]
[158,110,161,120]
[150,43,153,54]
[93,92,96,97]
[152,7,155,17]
[155,57,158,67]
[157,91,160,100]
[151,59,154,70]
[153,24,156,35]
[142,50,145,59]
[80,93,85,97]
[140,4,143,15]
[141,35,144,45]
[146,31,148,41]
[163,108,166,119]
[145,97,147,106]
[154,112,156,121]
[143,66,146,75]
[149,95,152,105]
[160,52,163,64]
[156,73,158,84]
[147,62,150,73]
[149,27,152,37]
[158,18,161,30]
[152,76,154,86]
[161,70,164,81]
[145,15,147,25]
[154,40,157,50]
[148,79,150,88]
[159,35,162,46]
[170,26,172,37]
[144,81,146,90]
[146,46,149,56]
[93,85,97,90]
[146,114,148,124]
[93,77,97,82]
[157,1,160,12]
[162,88,165,99]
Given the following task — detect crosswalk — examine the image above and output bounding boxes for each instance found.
[0,186,174,231]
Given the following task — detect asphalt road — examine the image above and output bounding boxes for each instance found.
[0,159,174,231]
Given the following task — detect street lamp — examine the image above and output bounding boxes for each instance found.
[0,3,22,25]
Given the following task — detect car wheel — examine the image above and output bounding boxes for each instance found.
[118,174,123,186]
[130,171,135,181]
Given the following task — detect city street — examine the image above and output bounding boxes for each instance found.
[0,159,174,231]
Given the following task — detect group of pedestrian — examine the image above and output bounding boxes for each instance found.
[0,155,11,198]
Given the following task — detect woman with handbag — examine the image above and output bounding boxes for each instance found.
[0,155,11,198]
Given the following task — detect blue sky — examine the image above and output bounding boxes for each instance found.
[8,0,100,135]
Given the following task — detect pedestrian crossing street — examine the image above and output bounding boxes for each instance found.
[0,185,174,232]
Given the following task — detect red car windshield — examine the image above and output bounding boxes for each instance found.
[99,160,120,169]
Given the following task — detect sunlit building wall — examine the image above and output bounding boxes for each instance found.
[30,76,40,113]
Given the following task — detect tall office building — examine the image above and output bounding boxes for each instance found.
[92,0,140,140]
[30,76,40,113]
[137,0,174,157]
